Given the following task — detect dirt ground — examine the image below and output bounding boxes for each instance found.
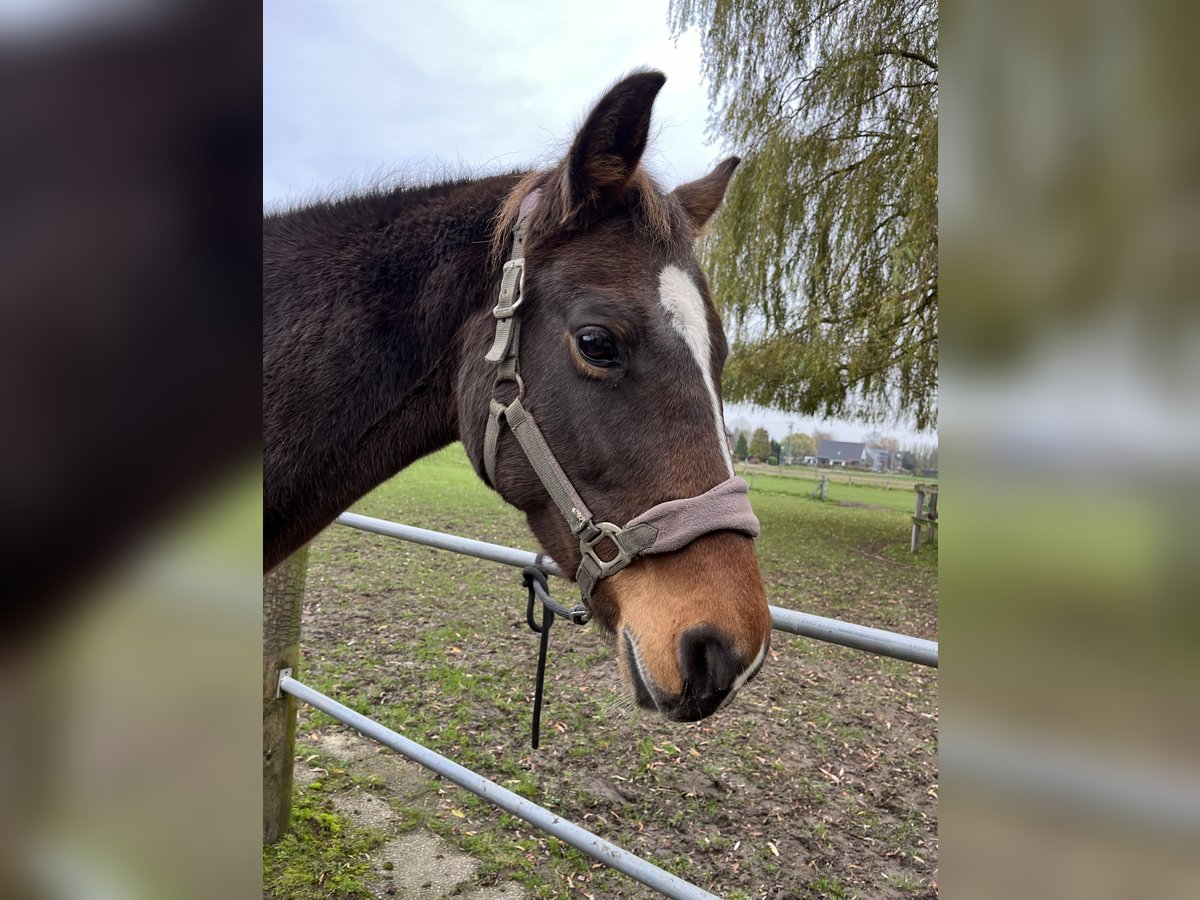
[273,449,938,899]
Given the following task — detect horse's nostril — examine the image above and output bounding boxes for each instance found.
[677,625,741,698]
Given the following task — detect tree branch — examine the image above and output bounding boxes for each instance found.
[875,46,938,71]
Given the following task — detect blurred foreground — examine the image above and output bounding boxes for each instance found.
[0,3,261,898]
[941,0,1200,895]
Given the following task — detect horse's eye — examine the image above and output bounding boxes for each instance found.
[575,328,619,367]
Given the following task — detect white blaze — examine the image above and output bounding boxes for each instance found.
[657,265,734,476]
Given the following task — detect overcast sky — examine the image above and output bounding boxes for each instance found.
[264,0,931,446]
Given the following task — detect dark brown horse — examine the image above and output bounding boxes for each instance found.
[264,70,771,721]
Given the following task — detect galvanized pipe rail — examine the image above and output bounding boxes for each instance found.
[336,511,939,668]
[279,674,718,900]
[768,606,937,667]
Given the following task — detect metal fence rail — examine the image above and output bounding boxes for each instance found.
[335,511,939,668]
[305,510,938,897]
[768,607,937,667]
[280,674,718,900]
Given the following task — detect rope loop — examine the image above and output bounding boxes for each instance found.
[522,567,555,749]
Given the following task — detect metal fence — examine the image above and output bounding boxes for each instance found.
[267,512,940,897]
[278,672,721,899]
[336,512,939,668]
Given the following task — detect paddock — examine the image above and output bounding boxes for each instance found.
[264,446,940,898]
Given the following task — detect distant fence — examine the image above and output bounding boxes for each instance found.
[263,514,939,897]
[739,462,930,490]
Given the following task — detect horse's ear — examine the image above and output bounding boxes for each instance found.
[673,157,741,231]
[564,70,666,222]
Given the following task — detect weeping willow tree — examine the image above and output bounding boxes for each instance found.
[671,0,938,429]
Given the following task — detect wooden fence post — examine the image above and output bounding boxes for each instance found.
[263,546,309,844]
[926,488,939,545]
[812,475,829,501]
[911,485,926,553]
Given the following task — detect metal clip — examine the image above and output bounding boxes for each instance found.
[525,567,590,626]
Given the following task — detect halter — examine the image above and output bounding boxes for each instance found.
[482,190,761,609]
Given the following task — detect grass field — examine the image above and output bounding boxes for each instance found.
[265,445,938,899]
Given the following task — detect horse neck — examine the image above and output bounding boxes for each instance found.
[263,174,518,568]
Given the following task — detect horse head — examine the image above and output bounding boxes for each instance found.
[458,71,771,721]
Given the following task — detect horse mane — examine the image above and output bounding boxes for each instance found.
[490,166,688,265]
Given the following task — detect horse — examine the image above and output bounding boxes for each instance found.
[263,70,771,721]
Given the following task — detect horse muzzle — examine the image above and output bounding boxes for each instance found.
[621,624,769,722]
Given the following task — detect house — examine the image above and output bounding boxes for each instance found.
[866,447,894,472]
[815,440,869,467]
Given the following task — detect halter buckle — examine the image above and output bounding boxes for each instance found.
[492,259,525,319]
[579,521,637,580]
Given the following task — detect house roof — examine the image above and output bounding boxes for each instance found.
[816,440,867,460]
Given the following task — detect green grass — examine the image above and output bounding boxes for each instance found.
[885,871,926,893]
[263,788,386,900]
[809,874,850,898]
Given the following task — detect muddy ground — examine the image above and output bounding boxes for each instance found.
[268,449,938,899]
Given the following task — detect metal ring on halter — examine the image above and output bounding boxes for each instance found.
[494,370,525,397]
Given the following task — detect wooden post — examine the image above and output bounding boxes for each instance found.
[263,546,309,844]
[911,485,926,553]
[926,487,939,545]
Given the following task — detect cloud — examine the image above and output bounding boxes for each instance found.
[263,0,719,207]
